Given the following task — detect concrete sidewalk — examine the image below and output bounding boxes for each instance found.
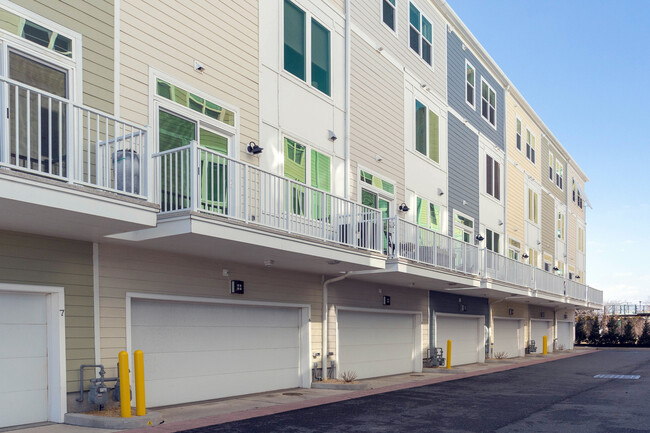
[3,349,595,433]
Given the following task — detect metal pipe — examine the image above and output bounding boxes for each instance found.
[76,364,105,402]
[344,0,351,199]
[322,272,352,381]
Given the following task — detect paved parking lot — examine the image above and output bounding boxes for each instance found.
[180,349,650,433]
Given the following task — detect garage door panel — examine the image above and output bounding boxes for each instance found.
[338,311,416,379]
[531,321,552,353]
[493,319,521,358]
[0,389,48,427]
[0,324,47,358]
[0,293,47,324]
[133,325,298,353]
[132,299,302,407]
[557,322,572,349]
[437,316,481,366]
[0,357,48,392]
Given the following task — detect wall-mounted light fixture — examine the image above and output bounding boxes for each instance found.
[328,130,337,142]
[264,259,274,267]
[437,188,444,196]
[508,308,514,316]
[552,266,559,272]
[383,296,391,306]
[194,60,205,72]
[522,253,529,259]
[398,203,410,212]
[247,141,263,155]
[498,219,504,226]
[575,275,581,280]
[475,234,485,242]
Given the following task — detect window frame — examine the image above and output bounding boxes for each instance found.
[557,211,565,241]
[515,117,522,151]
[555,160,564,190]
[525,128,536,164]
[282,0,332,97]
[414,98,440,164]
[528,188,539,225]
[453,209,474,244]
[357,166,396,211]
[485,153,501,201]
[480,77,497,129]
[282,135,332,193]
[485,227,500,253]
[465,60,476,109]
[508,237,522,261]
[548,151,554,181]
[416,195,442,233]
[381,0,398,34]
[408,2,433,67]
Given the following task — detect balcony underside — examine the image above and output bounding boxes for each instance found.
[0,169,158,241]
[107,211,387,274]
[484,279,600,309]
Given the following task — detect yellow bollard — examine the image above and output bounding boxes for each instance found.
[118,351,131,418]
[134,350,146,416]
[543,335,548,355]
[446,339,452,369]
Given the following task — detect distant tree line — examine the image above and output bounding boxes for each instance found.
[575,313,650,346]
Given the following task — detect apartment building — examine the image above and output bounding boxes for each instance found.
[0,0,601,428]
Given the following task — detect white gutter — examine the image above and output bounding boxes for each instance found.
[322,272,352,380]
[344,0,351,199]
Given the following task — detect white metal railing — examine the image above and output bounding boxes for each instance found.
[485,249,532,287]
[386,217,479,276]
[533,267,565,296]
[152,141,383,252]
[566,279,587,301]
[0,78,147,197]
[587,286,604,305]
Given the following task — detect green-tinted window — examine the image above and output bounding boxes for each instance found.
[361,189,377,208]
[360,170,394,195]
[421,17,432,43]
[200,129,228,155]
[156,79,235,127]
[415,100,427,155]
[409,3,420,30]
[310,150,331,192]
[311,19,330,96]
[284,0,306,81]
[455,213,473,229]
[416,197,440,232]
[284,138,306,183]
[416,197,427,227]
[158,110,195,151]
[0,10,73,57]
[429,111,439,163]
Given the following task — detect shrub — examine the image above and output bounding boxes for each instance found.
[620,320,636,345]
[493,351,508,359]
[589,315,601,345]
[638,320,650,347]
[575,316,587,343]
[340,370,358,383]
[602,316,620,345]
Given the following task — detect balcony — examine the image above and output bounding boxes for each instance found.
[0,78,157,240]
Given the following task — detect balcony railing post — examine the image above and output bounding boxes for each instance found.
[190,140,199,212]
[285,180,290,233]
[393,217,399,258]
[243,165,249,222]
[415,226,420,262]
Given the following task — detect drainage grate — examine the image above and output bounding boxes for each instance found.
[594,374,640,380]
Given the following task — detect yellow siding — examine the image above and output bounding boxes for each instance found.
[506,161,524,243]
[541,191,555,262]
[568,212,577,270]
[506,92,541,183]
[0,230,94,390]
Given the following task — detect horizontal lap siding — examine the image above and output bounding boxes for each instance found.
[120,0,259,150]
[541,191,555,261]
[542,135,567,205]
[506,93,541,182]
[98,244,322,378]
[349,32,405,201]
[506,164,524,241]
[0,230,94,390]
[568,213,577,269]
[14,0,114,113]
[448,113,479,237]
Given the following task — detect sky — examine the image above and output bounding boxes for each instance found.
[446,0,650,304]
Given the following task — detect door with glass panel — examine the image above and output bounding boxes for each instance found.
[453,212,474,270]
[158,109,230,213]
[6,50,68,177]
[361,189,391,253]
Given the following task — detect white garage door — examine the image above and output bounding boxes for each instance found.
[493,319,522,358]
[132,299,303,407]
[338,310,417,379]
[437,315,482,366]
[557,322,573,350]
[531,320,553,353]
[0,292,48,428]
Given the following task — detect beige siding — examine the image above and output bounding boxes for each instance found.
[349,32,405,202]
[506,161,524,242]
[119,0,259,154]
[567,212,577,270]
[0,230,94,390]
[541,191,555,262]
[15,0,114,113]
[541,135,567,205]
[350,0,446,101]
[506,93,541,182]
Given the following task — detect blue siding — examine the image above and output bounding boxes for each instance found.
[447,30,504,149]
[429,291,489,350]
[448,113,479,238]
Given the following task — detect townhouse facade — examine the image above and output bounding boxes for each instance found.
[0,0,601,428]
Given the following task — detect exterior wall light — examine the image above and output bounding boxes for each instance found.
[398,203,409,212]
[247,141,263,155]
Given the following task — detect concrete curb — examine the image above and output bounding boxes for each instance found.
[123,350,597,433]
[311,382,370,390]
[65,411,163,429]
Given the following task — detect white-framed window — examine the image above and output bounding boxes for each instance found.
[577,226,585,253]
[528,188,538,224]
[577,189,583,209]
[283,0,331,96]
[416,196,441,232]
[480,78,496,128]
[527,247,540,268]
[408,2,432,66]
[465,60,475,108]
[485,228,500,253]
[515,117,522,151]
[382,0,397,32]
[555,261,565,276]
[453,210,474,244]
[525,129,536,164]
[548,152,554,181]
[414,99,440,163]
[557,211,565,240]
[508,238,521,260]
[555,160,564,190]
[485,154,500,200]
[572,178,576,202]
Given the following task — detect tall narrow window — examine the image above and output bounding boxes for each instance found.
[572,179,576,202]
[416,197,441,232]
[516,118,522,150]
[486,155,493,196]
[486,155,500,200]
[528,189,538,224]
[415,100,427,155]
[466,61,475,107]
[414,99,439,163]
[526,129,536,164]
[311,19,330,95]
[548,152,554,181]
[557,212,565,240]
[555,161,563,190]
[284,0,306,80]
[382,0,396,31]
[486,229,499,253]
[409,3,432,66]
[481,79,496,127]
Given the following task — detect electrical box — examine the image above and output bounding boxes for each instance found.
[230,280,244,294]
[89,383,109,405]
[383,296,391,306]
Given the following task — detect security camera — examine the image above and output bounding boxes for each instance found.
[328,130,337,142]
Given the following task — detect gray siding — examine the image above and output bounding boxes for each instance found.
[429,290,489,350]
[448,113,479,238]
[541,135,568,205]
[447,30,504,149]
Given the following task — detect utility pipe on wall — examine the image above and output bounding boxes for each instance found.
[322,272,351,380]
[344,0,351,199]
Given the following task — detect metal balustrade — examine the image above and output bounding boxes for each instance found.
[587,286,604,305]
[152,141,383,252]
[485,249,532,287]
[0,78,148,197]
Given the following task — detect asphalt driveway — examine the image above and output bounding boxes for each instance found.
[179,349,650,433]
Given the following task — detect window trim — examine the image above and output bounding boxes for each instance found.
[485,152,501,201]
[527,188,539,225]
[381,0,398,35]
[282,0,333,97]
[453,209,474,244]
[515,117,522,151]
[408,2,434,68]
[508,237,522,261]
[282,135,332,193]
[555,160,564,190]
[465,59,476,110]
[548,151,554,181]
[357,166,396,216]
[557,211,565,241]
[413,98,441,165]
[416,195,442,233]
[525,128,536,165]
[480,77,497,129]
[485,227,501,253]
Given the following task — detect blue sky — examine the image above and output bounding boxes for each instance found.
[446,0,650,303]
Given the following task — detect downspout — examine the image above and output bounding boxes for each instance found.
[322,272,352,380]
[344,0,351,199]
